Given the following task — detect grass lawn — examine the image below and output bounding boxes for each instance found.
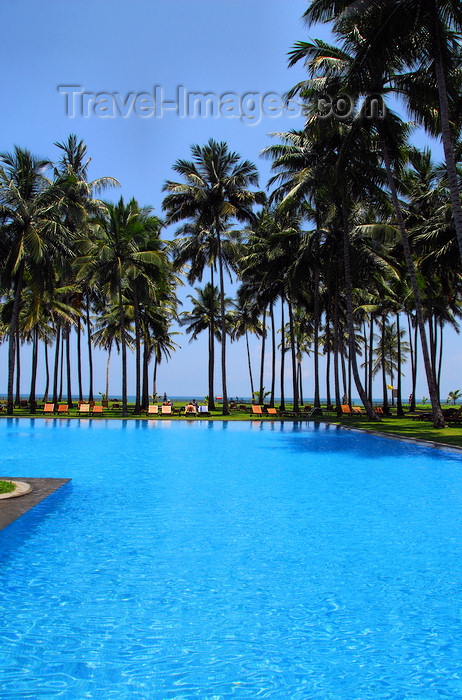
[329,414,462,450]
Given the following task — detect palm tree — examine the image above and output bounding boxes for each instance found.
[287,30,446,427]
[0,147,73,414]
[447,390,461,405]
[180,283,232,398]
[76,197,164,416]
[230,289,264,399]
[163,138,265,415]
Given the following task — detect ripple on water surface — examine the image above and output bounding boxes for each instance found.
[0,419,461,698]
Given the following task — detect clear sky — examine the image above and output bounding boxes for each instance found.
[1,0,460,402]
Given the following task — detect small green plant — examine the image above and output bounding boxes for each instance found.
[0,480,15,494]
[422,396,428,405]
[99,392,107,401]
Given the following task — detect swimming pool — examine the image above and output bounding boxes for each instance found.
[0,419,461,698]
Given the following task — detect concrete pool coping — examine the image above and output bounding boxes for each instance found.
[0,478,71,531]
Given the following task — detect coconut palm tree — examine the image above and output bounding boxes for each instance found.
[163,138,265,415]
[76,197,164,416]
[0,147,74,414]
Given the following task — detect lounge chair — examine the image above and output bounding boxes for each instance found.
[252,405,263,416]
[43,403,54,414]
[265,407,278,416]
[161,405,172,416]
[147,405,159,415]
[352,407,363,416]
[57,404,69,415]
[197,405,210,416]
[92,405,103,415]
[184,404,197,417]
[374,406,384,415]
[79,404,90,415]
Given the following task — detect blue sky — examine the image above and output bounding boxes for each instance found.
[1,0,460,401]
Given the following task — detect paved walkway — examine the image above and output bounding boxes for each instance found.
[0,478,71,531]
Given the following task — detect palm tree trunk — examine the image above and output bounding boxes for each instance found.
[66,323,73,408]
[208,268,216,411]
[325,306,332,408]
[106,346,112,404]
[288,298,298,412]
[437,322,444,399]
[7,270,23,415]
[43,341,50,403]
[280,299,285,411]
[29,326,39,413]
[245,329,255,398]
[58,338,64,402]
[270,304,276,407]
[52,322,62,408]
[77,319,83,401]
[216,225,229,415]
[340,344,347,401]
[15,319,21,407]
[333,280,342,417]
[133,292,141,414]
[368,317,374,403]
[341,200,378,420]
[259,305,267,404]
[379,129,444,427]
[142,340,149,410]
[118,280,128,417]
[363,321,368,394]
[381,316,389,413]
[313,270,320,408]
[86,294,94,402]
[396,314,404,417]
[153,353,158,401]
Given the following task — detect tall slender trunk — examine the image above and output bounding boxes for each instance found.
[270,304,276,407]
[58,337,64,402]
[153,353,158,401]
[280,299,285,411]
[363,321,368,399]
[106,345,112,404]
[43,341,50,403]
[245,329,255,398]
[379,128,444,427]
[86,294,94,402]
[216,224,229,415]
[7,270,23,415]
[381,316,389,413]
[368,317,374,403]
[348,349,352,407]
[52,322,62,407]
[333,279,341,417]
[437,322,444,399]
[313,270,320,408]
[258,305,267,404]
[142,341,149,410]
[77,319,83,401]
[340,344,347,400]
[209,267,216,411]
[396,314,404,417]
[15,318,21,406]
[133,291,141,414]
[118,280,128,417]
[288,299,298,411]
[29,326,39,413]
[66,323,73,408]
[341,199,378,420]
[325,306,331,408]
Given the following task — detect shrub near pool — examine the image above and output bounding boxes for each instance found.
[0,480,15,494]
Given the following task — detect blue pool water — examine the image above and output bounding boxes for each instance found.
[0,419,461,699]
